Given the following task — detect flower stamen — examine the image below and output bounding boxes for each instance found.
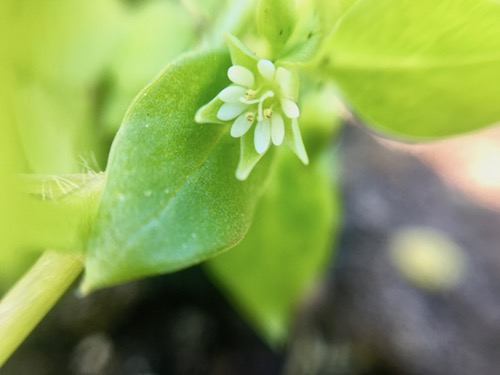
[263,108,273,119]
[245,112,255,122]
[257,90,275,121]
[244,89,257,100]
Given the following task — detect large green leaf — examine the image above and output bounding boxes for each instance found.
[207,150,338,344]
[323,0,500,138]
[315,0,358,31]
[84,51,274,290]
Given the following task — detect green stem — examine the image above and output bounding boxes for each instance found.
[0,251,83,367]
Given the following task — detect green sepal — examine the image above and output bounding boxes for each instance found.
[195,97,226,125]
[226,34,259,68]
[236,132,267,181]
[284,119,309,165]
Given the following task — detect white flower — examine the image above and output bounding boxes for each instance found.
[195,35,308,180]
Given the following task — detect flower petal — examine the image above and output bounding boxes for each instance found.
[217,102,246,121]
[257,59,275,81]
[231,113,254,137]
[226,34,259,68]
[271,112,285,146]
[276,66,299,99]
[285,118,309,165]
[228,65,255,87]
[254,118,271,154]
[276,67,292,96]
[218,85,247,103]
[281,98,300,118]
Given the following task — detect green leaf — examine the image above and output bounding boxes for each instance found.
[102,0,197,133]
[0,68,32,290]
[9,0,125,173]
[206,150,338,344]
[256,0,296,54]
[13,0,124,89]
[84,51,274,290]
[14,81,93,173]
[277,0,359,64]
[323,0,500,139]
[315,0,358,33]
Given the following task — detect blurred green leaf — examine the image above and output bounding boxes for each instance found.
[13,0,124,89]
[102,0,198,132]
[84,51,275,290]
[0,68,32,291]
[9,0,125,173]
[277,0,355,64]
[207,150,338,344]
[256,0,296,54]
[14,81,93,173]
[315,0,358,33]
[183,0,228,25]
[323,0,500,138]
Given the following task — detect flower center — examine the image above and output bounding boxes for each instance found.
[244,89,257,101]
[245,112,255,122]
[263,108,273,119]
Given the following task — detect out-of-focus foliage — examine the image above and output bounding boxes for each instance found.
[207,149,338,344]
[323,0,500,139]
[256,0,296,54]
[0,71,28,290]
[101,0,197,133]
[7,0,124,173]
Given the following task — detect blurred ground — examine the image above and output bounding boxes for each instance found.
[380,125,500,212]
[2,268,283,375]
[3,122,500,375]
[286,123,500,375]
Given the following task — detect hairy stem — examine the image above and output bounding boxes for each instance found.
[0,251,84,367]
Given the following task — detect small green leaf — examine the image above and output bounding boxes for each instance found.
[207,150,338,344]
[323,0,500,138]
[84,51,274,290]
[256,0,296,54]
